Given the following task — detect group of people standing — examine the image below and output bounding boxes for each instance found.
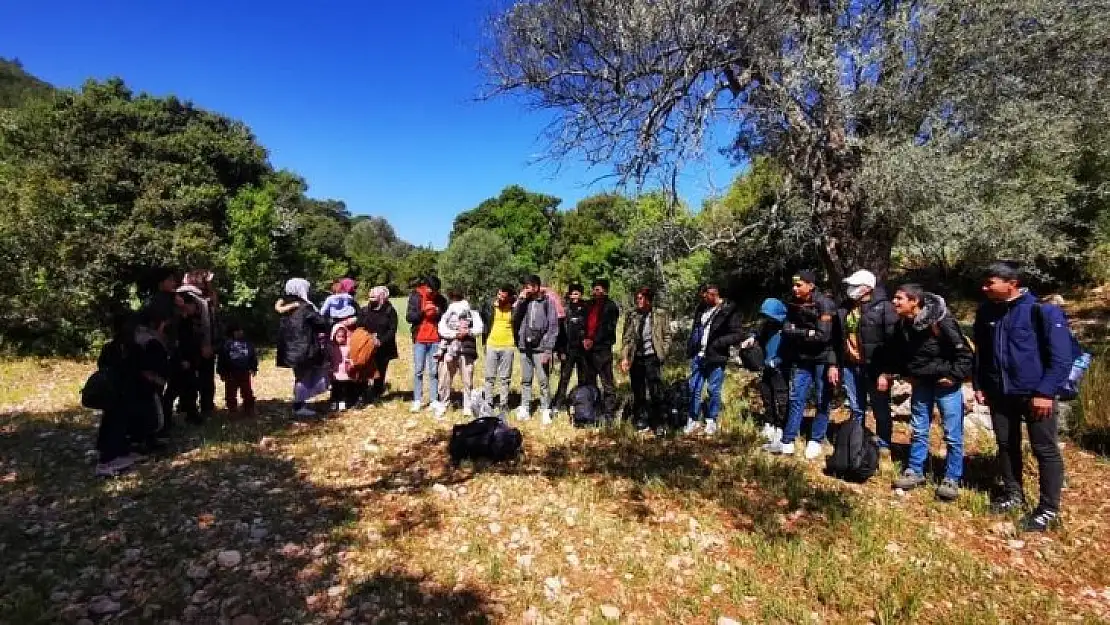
[741,263,1073,532]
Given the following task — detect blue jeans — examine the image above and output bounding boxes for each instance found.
[688,356,725,422]
[842,365,893,448]
[908,382,964,481]
[412,342,439,405]
[782,363,832,445]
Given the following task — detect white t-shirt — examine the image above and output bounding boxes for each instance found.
[698,305,720,356]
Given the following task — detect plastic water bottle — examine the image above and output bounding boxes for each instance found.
[1061,352,1092,398]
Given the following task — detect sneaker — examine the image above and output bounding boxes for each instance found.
[760,423,777,442]
[434,404,447,419]
[329,402,339,412]
[990,493,1027,515]
[462,406,473,418]
[935,478,960,502]
[804,440,824,460]
[762,440,795,455]
[683,420,701,435]
[337,401,347,411]
[704,420,719,436]
[515,406,531,421]
[409,401,423,413]
[540,409,553,425]
[95,455,136,477]
[293,406,317,418]
[1020,508,1060,533]
[892,469,927,491]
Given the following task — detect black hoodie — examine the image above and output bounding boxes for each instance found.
[886,292,974,382]
[837,286,898,374]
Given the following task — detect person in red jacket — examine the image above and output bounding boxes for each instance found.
[406,276,448,413]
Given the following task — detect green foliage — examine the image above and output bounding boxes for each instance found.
[437,228,524,300]
[0,58,53,109]
[450,185,562,271]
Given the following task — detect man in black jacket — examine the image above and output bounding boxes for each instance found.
[880,284,974,502]
[764,271,839,459]
[583,278,621,418]
[552,283,590,413]
[838,270,897,449]
[684,284,744,436]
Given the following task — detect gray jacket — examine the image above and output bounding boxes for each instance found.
[511,295,560,353]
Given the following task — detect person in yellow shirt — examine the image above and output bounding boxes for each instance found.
[480,285,518,410]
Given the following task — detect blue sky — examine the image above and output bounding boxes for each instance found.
[1,0,737,248]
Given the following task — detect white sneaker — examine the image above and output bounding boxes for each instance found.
[337,401,347,411]
[762,440,795,455]
[434,403,447,419]
[515,406,531,421]
[704,420,719,436]
[409,401,423,413]
[773,427,783,443]
[462,406,473,417]
[294,407,317,418]
[682,420,700,435]
[804,441,824,460]
[540,409,553,425]
[760,423,777,442]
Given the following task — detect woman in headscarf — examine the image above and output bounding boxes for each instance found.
[356,285,399,404]
[276,278,331,417]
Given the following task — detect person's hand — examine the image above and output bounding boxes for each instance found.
[974,390,987,405]
[558,352,566,362]
[583,338,594,351]
[181,361,191,371]
[620,359,631,373]
[740,337,755,349]
[218,374,226,382]
[937,377,955,388]
[1030,396,1054,420]
[373,337,381,347]
[201,346,213,360]
[540,352,551,366]
[876,374,890,393]
[827,366,840,387]
[251,371,257,377]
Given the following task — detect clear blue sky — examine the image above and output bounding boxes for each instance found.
[1,0,736,249]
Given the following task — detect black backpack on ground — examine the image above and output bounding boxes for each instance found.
[448,417,523,465]
[825,418,879,483]
[663,380,691,430]
[569,384,604,427]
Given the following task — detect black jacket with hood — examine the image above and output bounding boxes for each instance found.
[781,292,839,366]
[686,300,746,366]
[837,287,898,374]
[885,292,974,382]
[276,297,329,369]
[556,299,590,354]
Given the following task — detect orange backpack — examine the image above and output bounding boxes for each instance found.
[348,327,378,380]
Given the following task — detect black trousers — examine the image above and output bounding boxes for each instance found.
[96,406,130,462]
[553,349,590,409]
[586,348,618,416]
[759,366,790,429]
[987,392,1064,512]
[329,380,362,405]
[163,360,199,427]
[630,355,664,424]
[197,356,216,413]
[369,358,392,400]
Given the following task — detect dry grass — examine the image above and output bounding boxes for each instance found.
[3,332,1110,624]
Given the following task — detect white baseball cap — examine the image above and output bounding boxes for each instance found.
[843,270,877,289]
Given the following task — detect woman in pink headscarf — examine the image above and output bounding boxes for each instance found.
[354,286,399,405]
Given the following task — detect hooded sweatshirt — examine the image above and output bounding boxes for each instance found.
[330,324,352,381]
[757,298,788,367]
[886,292,974,382]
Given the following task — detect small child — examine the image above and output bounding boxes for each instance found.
[94,313,139,477]
[747,298,789,445]
[217,322,258,414]
[436,315,470,363]
[329,323,355,411]
[320,278,358,322]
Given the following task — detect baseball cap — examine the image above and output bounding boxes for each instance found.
[792,270,818,285]
[843,270,877,289]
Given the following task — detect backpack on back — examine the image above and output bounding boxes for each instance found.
[448,417,523,465]
[1032,303,1091,400]
[348,327,378,379]
[569,384,603,427]
[81,369,118,410]
[825,418,879,483]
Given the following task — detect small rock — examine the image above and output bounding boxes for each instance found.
[186,564,209,580]
[522,606,541,625]
[566,554,580,568]
[432,483,450,497]
[711,584,723,594]
[191,590,207,604]
[327,585,346,597]
[123,548,141,562]
[50,591,70,603]
[231,616,260,625]
[544,577,562,601]
[1007,539,1026,550]
[718,618,741,625]
[600,604,621,620]
[217,550,242,568]
[990,521,1015,536]
[489,522,502,535]
[88,596,121,615]
[516,554,533,571]
[250,527,269,541]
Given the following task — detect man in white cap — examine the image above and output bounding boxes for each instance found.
[837,269,897,450]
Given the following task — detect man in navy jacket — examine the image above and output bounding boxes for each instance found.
[973,262,1073,532]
